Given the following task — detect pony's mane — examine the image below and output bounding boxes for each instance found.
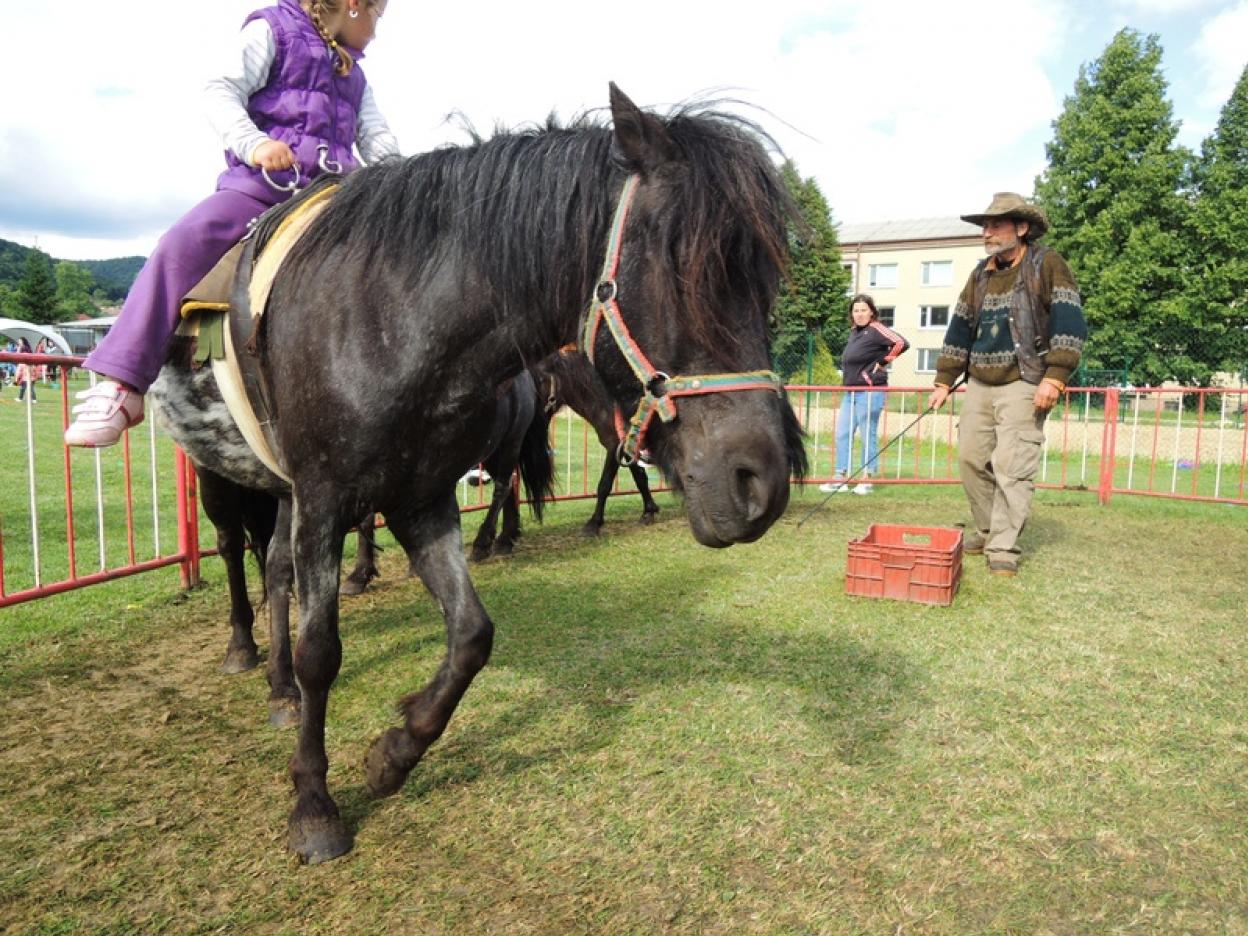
[292,104,795,368]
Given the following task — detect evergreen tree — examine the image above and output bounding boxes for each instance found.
[1034,29,1192,386]
[55,260,98,320]
[16,249,58,325]
[1186,63,1248,384]
[773,161,851,378]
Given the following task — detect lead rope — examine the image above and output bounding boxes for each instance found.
[579,175,784,464]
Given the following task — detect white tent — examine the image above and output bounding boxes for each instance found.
[0,317,73,355]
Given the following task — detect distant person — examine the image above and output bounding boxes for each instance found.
[65,0,398,447]
[820,294,909,495]
[927,193,1087,576]
[1,339,15,385]
[14,338,36,403]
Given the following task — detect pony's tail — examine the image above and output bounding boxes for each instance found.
[517,398,557,523]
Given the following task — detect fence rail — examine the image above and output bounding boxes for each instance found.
[2,351,1244,610]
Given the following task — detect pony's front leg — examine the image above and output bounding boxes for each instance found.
[265,498,299,729]
[628,463,661,525]
[583,457,621,536]
[365,494,494,797]
[285,498,352,864]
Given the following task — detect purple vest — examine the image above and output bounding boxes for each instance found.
[217,0,368,204]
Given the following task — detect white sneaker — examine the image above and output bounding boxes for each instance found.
[819,478,850,494]
[463,467,491,487]
[853,482,874,495]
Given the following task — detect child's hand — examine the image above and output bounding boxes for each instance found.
[252,139,296,170]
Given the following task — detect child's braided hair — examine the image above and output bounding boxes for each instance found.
[306,0,376,76]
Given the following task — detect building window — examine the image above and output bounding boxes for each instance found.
[920,305,949,329]
[877,307,895,327]
[916,348,940,373]
[868,263,898,288]
[921,260,954,287]
[842,261,857,296]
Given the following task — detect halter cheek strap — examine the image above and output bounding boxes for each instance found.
[579,174,784,465]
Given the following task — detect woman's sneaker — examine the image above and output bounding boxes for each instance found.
[63,381,145,448]
[819,477,850,494]
[853,482,873,495]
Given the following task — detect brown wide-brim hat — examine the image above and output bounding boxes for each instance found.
[960,192,1049,238]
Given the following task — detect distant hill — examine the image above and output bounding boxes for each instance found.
[0,237,145,302]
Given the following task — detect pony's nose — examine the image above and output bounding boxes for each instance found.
[735,463,770,524]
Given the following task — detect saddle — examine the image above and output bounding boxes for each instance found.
[176,178,340,482]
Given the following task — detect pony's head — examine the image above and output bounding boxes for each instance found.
[586,84,806,547]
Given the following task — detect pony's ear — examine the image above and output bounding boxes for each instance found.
[609,82,677,172]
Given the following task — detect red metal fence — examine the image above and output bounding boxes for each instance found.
[2,350,1244,609]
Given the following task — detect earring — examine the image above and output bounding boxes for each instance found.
[349,8,359,16]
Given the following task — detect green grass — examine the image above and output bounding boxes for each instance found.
[2,484,1246,933]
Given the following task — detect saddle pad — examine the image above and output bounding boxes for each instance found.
[180,242,244,320]
[188,185,338,485]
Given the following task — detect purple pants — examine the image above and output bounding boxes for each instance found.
[85,188,275,393]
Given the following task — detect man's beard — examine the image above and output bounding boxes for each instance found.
[985,234,1020,257]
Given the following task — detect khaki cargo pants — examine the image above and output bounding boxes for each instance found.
[958,378,1048,564]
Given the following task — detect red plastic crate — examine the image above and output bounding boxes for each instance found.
[845,524,963,606]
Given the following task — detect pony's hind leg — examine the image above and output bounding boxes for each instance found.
[342,512,381,595]
[469,485,506,562]
[198,470,261,674]
[494,475,522,555]
[265,498,299,729]
[365,493,494,797]
[285,497,352,863]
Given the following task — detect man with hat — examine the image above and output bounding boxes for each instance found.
[927,192,1087,576]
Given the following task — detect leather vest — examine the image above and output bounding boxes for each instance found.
[971,244,1051,384]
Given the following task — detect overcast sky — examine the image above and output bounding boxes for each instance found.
[1,0,1245,260]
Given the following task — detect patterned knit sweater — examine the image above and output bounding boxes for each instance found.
[934,247,1087,388]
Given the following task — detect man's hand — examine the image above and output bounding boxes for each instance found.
[252,139,296,171]
[1033,379,1062,411]
[927,385,951,411]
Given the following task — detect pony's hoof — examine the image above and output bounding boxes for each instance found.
[581,523,602,538]
[268,697,300,729]
[340,577,369,596]
[364,728,413,798]
[493,540,515,557]
[220,645,260,674]
[288,815,353,865]
[469,547,491,564]
[640,511,659,526]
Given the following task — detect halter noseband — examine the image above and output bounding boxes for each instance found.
[579,174,784,465]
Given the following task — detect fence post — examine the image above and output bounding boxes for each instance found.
[176,449,191,588]
[185,455,201,587]
[175,449,202,588]
[1098,387,1120,505]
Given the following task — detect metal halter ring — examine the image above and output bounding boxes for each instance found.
[261,162,301,193]
[317,143,343,175]
[647,372,671,397]
[595,280,618,303]
[616,440,638,467]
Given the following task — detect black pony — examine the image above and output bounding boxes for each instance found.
[533,350,661,536]
[159,84,805,863]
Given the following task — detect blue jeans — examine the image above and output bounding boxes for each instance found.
[835,390,885,476]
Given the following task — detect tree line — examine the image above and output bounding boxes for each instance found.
[777,28,1248,388]
[0,239,142,326]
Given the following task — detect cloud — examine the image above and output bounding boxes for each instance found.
[1192,0,1248,109]
[5,0,1228,260]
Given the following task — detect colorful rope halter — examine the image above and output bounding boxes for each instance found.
[579,174,785,465]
